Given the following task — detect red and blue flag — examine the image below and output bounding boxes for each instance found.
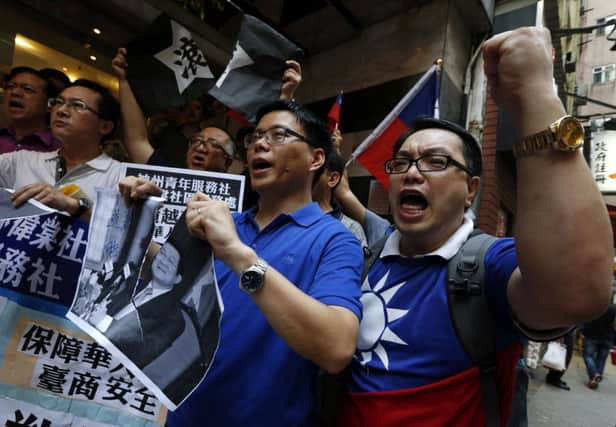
[327,92,343,132]
[349,65,440,189]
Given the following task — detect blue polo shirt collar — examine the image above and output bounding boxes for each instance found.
[240,202,324,228]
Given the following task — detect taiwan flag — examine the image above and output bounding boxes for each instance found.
[349,65,440,189]
[327,92,343,132]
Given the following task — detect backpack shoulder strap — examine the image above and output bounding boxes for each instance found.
[361,235,388,282]
[447,231,500,427]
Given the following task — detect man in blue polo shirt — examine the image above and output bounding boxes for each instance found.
[125,99,362,425]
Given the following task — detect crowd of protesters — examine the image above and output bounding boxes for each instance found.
[0,25,614,427]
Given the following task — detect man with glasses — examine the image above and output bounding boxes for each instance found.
[0,79,124,217]
[124,99,363,426]
[332,27,613,426]
[0,66,62,154]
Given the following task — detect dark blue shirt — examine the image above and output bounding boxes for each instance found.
[167,202,363,426]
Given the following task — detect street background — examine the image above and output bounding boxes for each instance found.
[528,353,616,426]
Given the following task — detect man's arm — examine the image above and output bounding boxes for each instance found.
[484,27,613,329]
[112,48,155,164]
[187,193,360,374]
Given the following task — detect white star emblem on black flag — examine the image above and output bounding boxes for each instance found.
[215,41,254,89]
[208,15,304,123]
[155,20,214,94]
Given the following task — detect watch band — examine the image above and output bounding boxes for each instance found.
[513,115,583,158]
[239,257,269,294]
[512,129,554,157]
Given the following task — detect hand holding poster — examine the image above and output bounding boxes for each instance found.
[67,188,222,410]
[123,162,245,244]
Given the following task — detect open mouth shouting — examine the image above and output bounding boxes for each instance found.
[398,189,428,221]
[250,157,273,178]
[7,100,25,114]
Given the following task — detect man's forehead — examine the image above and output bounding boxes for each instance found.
[400,128,464,153]
[10,72,45,86]
[257,110,299,129]
[59,86,98,101]
[200,126,227,140]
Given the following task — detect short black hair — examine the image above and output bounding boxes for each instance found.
[324,150,346,193]
[5,66,59,98]
[325,150,345,175]
[68,79,120,141]
[39,68,71,92]
[392,117,482,177]
[255,99,332,158]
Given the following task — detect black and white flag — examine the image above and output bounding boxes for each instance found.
[126,14,215,116]
[209,15,304,123]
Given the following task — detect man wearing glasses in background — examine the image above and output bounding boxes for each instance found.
[0,66,62,154]
[0,79,124,218]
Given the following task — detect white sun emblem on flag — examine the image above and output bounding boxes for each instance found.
[357,269,409,370]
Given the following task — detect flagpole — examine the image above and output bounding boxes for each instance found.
[434,58,442,119]
[334,89,343,132]
[347,63,439,163]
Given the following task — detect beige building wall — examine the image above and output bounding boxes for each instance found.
[577,0,616,119]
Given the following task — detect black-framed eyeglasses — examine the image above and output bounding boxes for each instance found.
[385,154,472,175]
[5,82,41,95]
[245,126,311,148]
[48,97,100,116]
[189,136,230,157]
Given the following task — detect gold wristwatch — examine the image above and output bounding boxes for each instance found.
[513,115,584,158]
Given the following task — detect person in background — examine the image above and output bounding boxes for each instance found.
[312,149,367,247]
[545,329,575,390]
[582,303,616,390]
[0,78,123,218]
[0,66,62,154]
[39,67,71,93]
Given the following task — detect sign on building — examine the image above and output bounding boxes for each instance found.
[590,130,616,192]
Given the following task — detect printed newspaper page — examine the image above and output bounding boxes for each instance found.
[67,188,223,410]
[123,162,245,244]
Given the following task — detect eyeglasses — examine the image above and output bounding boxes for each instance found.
[245,126,311,149]
[5,82,40,95]
[189,137,230,157]
[385,154,472,175]
[48,97,100,115]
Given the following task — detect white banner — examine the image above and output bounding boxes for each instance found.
[590,130,616,192]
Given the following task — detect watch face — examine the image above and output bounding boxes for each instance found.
[558,117,584,150]
[241,270,263,292]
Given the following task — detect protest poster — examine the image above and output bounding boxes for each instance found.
[0,296,167,425]
[67,188,223,410]
[123,163,245,244]
[0,189,88,316]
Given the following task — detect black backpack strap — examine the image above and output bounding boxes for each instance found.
[447,231,499,427]
[361,235,388,282]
